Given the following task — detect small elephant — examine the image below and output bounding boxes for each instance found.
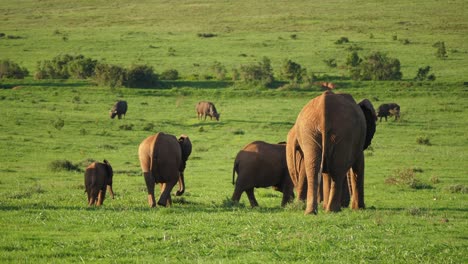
[286,91,376,214]
[84,160,115,206]
[110,100,128,119]
[231,141,294,207]
[377,103,400,122]
[138,132,192,207]
[196,101,220,121]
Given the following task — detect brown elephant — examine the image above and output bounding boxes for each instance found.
[84,160,115,206]
[138,132,192,207]
[231,141,294,207]
[286,91,376,214]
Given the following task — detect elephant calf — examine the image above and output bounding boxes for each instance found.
[232,141,294,207]
[110,100,128,119]
[84,160,115,206]
[196,101,220,121]
[377,103,400,121]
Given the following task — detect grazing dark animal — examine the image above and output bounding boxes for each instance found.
[377,103,400,122]
[110,100,128,119]
[84,160,114,206]
[196,101,220,121]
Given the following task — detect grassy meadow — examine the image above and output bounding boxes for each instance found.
[1,0,467,263]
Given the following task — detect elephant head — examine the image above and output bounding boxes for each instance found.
[176,135,192,196]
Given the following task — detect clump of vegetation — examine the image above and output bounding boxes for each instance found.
[126,65,159,88]
[237,57,274,87]
[0,59,29,79]
[160,69,179,80]
[197,33,217,38]
[49,160,81,172]
[433,41,447,59]
[52,117,65,130]
[93,63,127,88]
[414,66,436,81]
[119,124,134,131]
[143,122,155,131]
[211,61,227,80]
[385,168,432,189]
[335,37,349,44]
[35,54,97,79]
[323,58,337,68]
[446,184,467,194]
[347,51,402,81]
[232,129,245,135]
[280,59,306,84]
[416,135,431,145]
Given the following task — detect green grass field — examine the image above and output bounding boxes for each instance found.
[1,0,467,263]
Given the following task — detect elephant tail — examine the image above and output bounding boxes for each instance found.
[232,160,239,185]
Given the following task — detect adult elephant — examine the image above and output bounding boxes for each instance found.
[138,132,192,207]
[286,91,376,214]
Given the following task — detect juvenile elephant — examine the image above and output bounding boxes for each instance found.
[110,100,128,119]
[138,132,192,207]
[84,160,115,206]
[377,103,400,122]
[286,91,376,214]
[231,141,294,207]
[196,101,220,121]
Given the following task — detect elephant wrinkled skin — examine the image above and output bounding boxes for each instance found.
[286,91,376,215]
[138,132,192,207]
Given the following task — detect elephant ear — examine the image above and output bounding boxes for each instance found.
[358,99,377,150]
[178,135,192,170]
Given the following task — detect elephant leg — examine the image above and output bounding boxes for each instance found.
[302,146,321,215]
[158,182,176,207]
[322,173,331,209]
[231,185,243,203]
[341,170,351,208]
[143,172,156,207]
[297,166,307,202]
[107,185,115,199]
[245,188,258,207]
[326,169,346,212]
[96,189,106,206]
[351,153,365,209]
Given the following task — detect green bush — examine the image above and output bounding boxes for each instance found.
[35,54,97,79]
[237,57,274,87]
[280,59,306,83]
[211,61,227,80]
[414,66,436,81]
[160,69,179,80]
[126,65,158,88]
[335,37,349,44]
[0,59,29,79]
[93,63,127,88]
[433,41,447,59]
[358,52,402,81]
[49,160,81,172]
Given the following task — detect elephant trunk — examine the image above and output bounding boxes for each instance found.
[175,172,185,196]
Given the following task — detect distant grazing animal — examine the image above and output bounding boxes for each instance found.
[84,160,114,206]
[196,101,220,121]
[110,100,128,119]
[232,141,294,207]
[377,103,400,122]
[321,82,336,90]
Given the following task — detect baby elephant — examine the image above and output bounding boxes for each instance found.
[232,141,294,207]
[84,160,115,206]
[110,100,128,119]
[196,101,220,121]
[377,103,400,121]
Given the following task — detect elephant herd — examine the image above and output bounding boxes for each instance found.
[86,93,400,215]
